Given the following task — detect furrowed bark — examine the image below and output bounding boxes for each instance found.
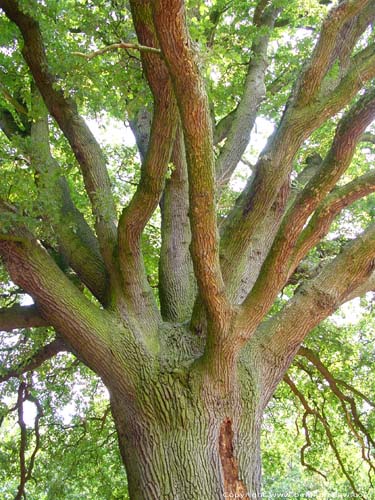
[129,107,152,163]
[215,1,280,188]
[0,233,118,383]
[153,0,231,330]
[239,88,375,337]
[253,222,375,402]
[0,0,118,269]
[159,126,196,322]
[295,0,370,105]
[219,39,375,305]
[119,0,178,331]
[290,171,375,271]
[28,101,108,304]
[0,304,48,331]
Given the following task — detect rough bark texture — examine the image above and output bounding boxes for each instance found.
[1,0,375,498]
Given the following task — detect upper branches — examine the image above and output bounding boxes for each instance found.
[152,0,231,328]
[295,0,371,105]
[215,0,281,187]
[219,2,375,303]
[118,0,178,329]
[0,0,117,270]
[239,88,375,336]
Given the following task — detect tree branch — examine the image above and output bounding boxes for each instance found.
[0,0,117,269]
[153,0,231,329]
[215,1,281,188]
[239,88,375,335]
[0,80,28,116]
[118,0,178,330]
[0,106,26,139]
[0,304,48,331]
[28,97,108,304]
[295,0,370,106]
[72,41,161,60]
[0,338,66,383]
[255,222,375,399]
[291,170,375,272]
[284,374,365,498]
[297,346,375,449]
[159,125,196,322]
[0,236,119,383]
[219,18,375,288]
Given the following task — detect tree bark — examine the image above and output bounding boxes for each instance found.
[110,364,263,500]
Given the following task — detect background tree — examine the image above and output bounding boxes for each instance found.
[0,0,375,498]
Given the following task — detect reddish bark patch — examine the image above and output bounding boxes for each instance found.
[219,418,249,499]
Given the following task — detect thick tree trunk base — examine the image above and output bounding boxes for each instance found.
[110,373,262,500]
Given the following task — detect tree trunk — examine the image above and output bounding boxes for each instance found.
[110,368,263,500]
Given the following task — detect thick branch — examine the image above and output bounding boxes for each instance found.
[153,0,231,327]
[29,100,108,304]
[119,0,178,329]
[159,126,196,322]
[219,26,375,290]
[0,0,117,268]
[255,222,375,398]
[0,304,48,331]
[0,235,118,383]
[239,88,375,336]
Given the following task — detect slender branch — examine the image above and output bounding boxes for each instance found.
[361,132,375,144]
[215,1,281,188]
[0,81,28,115]
[0,338,67,383]
[0,0,117,269]
[0,107,26,139]
[0,304,48,331]
[213,108,237,146]
[72,41,161,60]
[291,171,375,272]
[14,382,27,500]
[284,374,365,499]
[13,383,43,500]
[295,0,370,106]
[297,347,375,450]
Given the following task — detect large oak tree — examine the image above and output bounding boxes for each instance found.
[1,0,375,498]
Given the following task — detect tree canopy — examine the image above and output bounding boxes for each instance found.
[0,0,375,498]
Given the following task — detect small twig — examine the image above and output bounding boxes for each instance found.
[72,42,161,61]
